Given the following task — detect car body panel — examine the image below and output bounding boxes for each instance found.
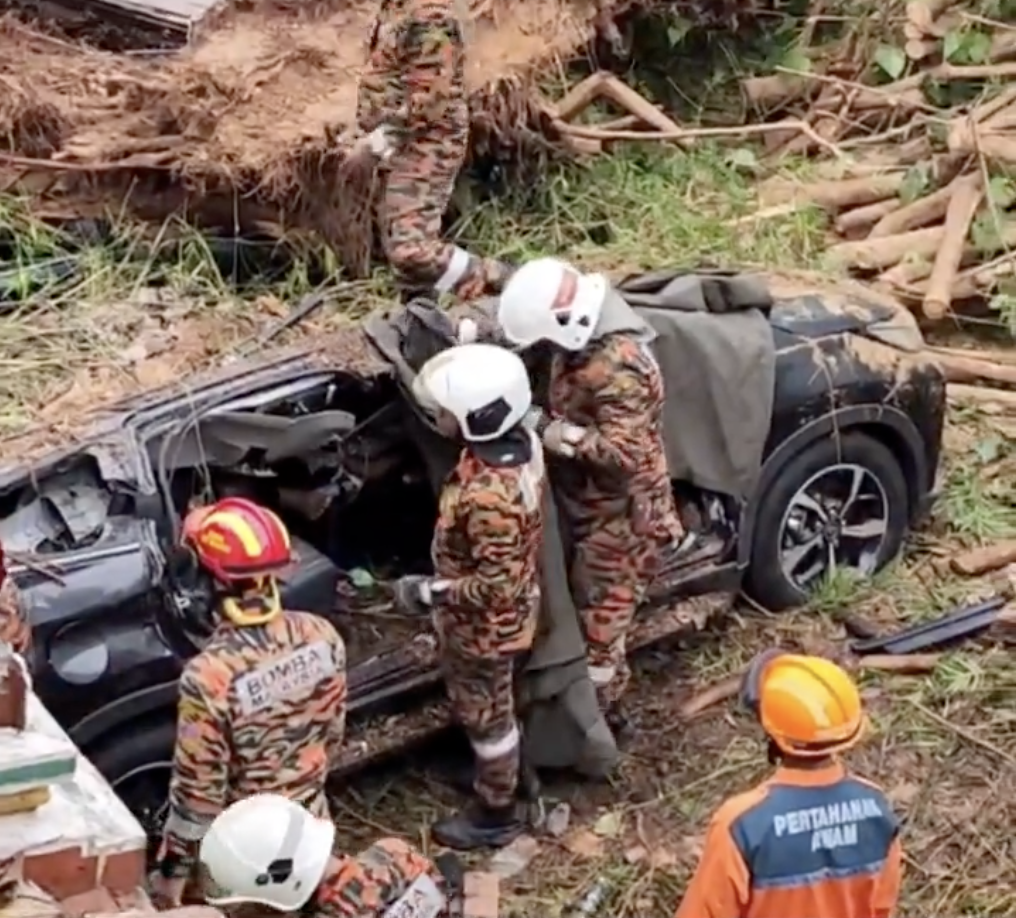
[0,274,946,766]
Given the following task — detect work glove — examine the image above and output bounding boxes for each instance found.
[522,406,547,434]
[391,575,449,615]
[348,125,395,164]
[456,318,479,344]
[542,418,587,458]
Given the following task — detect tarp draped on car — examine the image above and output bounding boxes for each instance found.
[614,268,776,500]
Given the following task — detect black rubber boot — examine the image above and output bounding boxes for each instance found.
[605,706,636,747]
[430,801,524,851]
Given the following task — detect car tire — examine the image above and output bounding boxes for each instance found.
[85,715,176,852]
[746,432,909,612]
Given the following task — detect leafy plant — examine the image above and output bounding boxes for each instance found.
[874,44,907,81]
[943,27,992,65]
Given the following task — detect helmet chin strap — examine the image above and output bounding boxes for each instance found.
[220,579,283,626]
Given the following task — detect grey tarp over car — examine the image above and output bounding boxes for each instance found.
[364,268,776,776]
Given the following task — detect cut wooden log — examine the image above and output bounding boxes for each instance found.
[923,173,984,319]
[834,219,1016,272]
[931,344,1016,367]
[951,540,1016,577]
[906,0,960,36]
[949,383,1016,409]
[828,225,945,271]
[880,256,936,287]
[906,38,939,60]
[929,350,1016,386]
[869,182,956,238]
[768,173,907,211]
[835,198,901,236]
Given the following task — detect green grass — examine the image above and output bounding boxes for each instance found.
[455,145,828,272]
[0,144,831,444]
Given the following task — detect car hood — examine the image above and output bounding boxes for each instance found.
[764,273,924,349]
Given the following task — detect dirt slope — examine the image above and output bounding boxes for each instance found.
[0,0,599,217]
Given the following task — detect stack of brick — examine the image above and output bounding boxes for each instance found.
[0,678,166,918]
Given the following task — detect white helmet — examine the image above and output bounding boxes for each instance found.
[198,794,335,911]
[497,257,607,351]
[413,343,532,442]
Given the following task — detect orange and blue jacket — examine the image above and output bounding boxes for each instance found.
[674,761,902,918]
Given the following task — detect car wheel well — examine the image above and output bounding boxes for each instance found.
[82,710,177,783]
[850,422,917,517]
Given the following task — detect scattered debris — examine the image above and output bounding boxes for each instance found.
[951,540,1016,576]
[487,834,540,880]
[563,828,605,859]
[562,876,614,918]
[744,8,1016,319]
[678,653,942,720]
[544,801,572,838]
[591,809,624,838]
[850,595,1013,655]
[462,872,500,918]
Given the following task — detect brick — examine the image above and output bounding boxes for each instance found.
[22,847,98,900]
[60,886,118,918]
[462,871,499,918]
[100,849,146,894]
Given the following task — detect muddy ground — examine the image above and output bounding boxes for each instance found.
[325,405,1016,917]
[331,594,1016,917]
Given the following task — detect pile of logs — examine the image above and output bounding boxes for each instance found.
[743,0,1016,321]
[927,343,1016,414]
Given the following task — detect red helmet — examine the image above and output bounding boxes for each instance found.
[181,497,293,583]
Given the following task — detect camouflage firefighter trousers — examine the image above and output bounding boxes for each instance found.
[381,145,510,302]
[441,651,520,808]
[572,523,664,708]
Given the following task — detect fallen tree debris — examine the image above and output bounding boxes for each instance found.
[949,383,1016,410]
[951,541,1016,577]
[737,9,1016,322]
[677,653,941,720]
[922,173,984,319]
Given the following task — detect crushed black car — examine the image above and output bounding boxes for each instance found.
[0,268,946,836]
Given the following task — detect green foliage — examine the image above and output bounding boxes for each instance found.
[874,44,907,81]
[899,164,933,205]
[943,26,992,65]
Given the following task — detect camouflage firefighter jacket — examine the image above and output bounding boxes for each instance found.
[430,434,545,660]
[161,609,347,869]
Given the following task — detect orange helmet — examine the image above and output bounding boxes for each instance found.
[181,497,293,583]
[741,651,866,758]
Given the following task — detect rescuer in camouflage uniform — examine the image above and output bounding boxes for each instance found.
[495,257,685,724]
[200,794,451,918]
[0,542,31,658]
[353,0,512,302]
[153,498,347,908]
[395,343,544,850]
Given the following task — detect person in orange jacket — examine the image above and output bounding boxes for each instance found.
[674,651,902,918]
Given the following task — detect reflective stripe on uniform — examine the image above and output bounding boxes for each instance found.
[435,246,472,293]
[470,723,520,760]
[163,806,211,842]
[588,664,616,685]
